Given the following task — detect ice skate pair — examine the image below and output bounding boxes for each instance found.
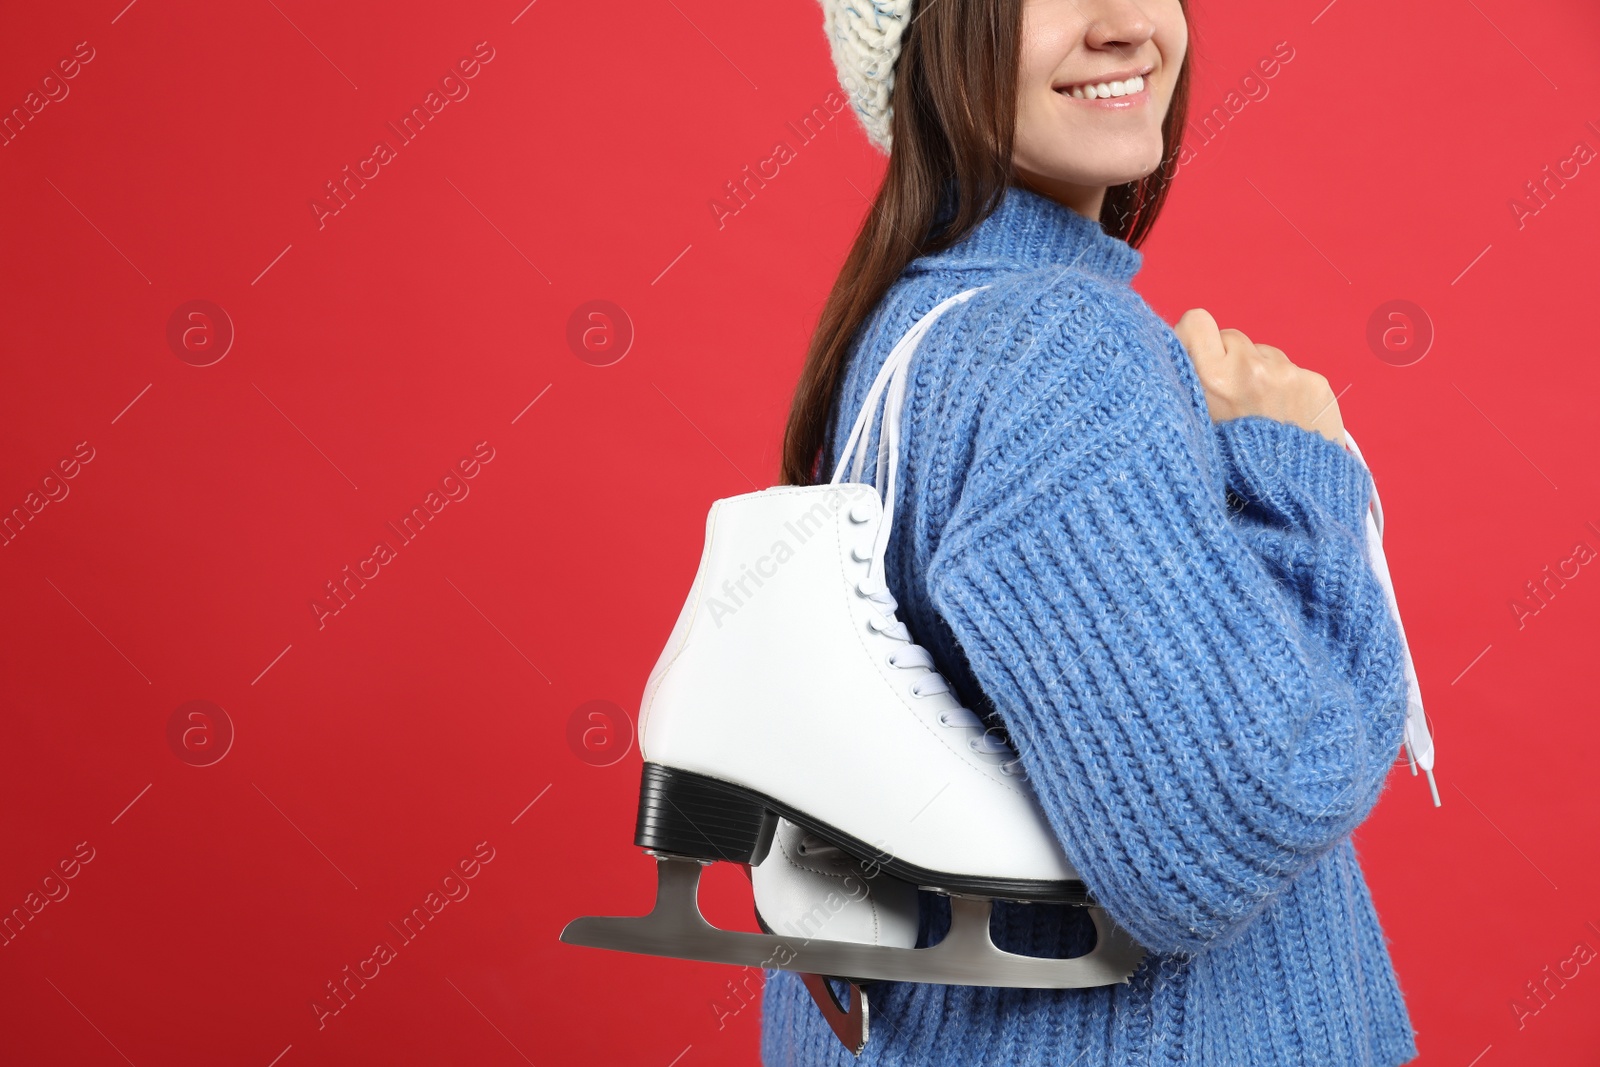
[559,286,1439,1055]
[560,289,1145,1053]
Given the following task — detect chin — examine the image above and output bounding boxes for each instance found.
[1034,157,1161,190]
[1019,131,1167,189]
[1114,152,1165,184]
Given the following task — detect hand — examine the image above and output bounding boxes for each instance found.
[1173,309,1346,447]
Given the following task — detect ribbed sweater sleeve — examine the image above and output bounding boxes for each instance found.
[923,275,1410,957]
[1212,417,1404,711]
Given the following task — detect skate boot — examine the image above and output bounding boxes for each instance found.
[560,287,1145,1008]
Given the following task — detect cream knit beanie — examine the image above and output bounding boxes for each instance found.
[817,0,915,154]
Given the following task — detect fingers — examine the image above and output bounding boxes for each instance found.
[1215,327,1294,368]
[1176,314,1288,367]
[1174,313,1343,442]
[1174,308,1224,363]
[1175,307,1218,333]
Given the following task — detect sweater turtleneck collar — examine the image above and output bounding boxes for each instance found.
[909,181,1142,285]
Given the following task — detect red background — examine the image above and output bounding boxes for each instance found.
[2,0,1597,1064]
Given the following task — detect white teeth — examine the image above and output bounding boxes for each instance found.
[1064,74,1144,100]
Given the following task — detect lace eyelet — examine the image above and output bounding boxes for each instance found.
[851,546,872,562]
[937,712,953,726]
[885,652,899,669]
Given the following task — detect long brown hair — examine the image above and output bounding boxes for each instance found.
[780,0,1191,486]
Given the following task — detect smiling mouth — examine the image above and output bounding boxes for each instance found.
[1054,71,1149,101]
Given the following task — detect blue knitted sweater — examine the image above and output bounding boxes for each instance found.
[760,184,1418,1066]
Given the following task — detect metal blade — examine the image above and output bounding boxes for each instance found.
[800,973,867,1056]
[559,856,1145,989]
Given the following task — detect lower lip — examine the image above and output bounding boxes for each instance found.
[1055,83,1150,110]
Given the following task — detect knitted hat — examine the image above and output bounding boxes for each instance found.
[817,0,914,154]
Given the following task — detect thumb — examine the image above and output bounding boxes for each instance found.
[1174,308,1223,363]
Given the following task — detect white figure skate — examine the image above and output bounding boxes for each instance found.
[560,287,1146,1004]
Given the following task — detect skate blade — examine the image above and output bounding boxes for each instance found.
[560,856,1145,989]
[800,973,867,1056]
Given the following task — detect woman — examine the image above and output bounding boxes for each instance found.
[768,0,1418,1063]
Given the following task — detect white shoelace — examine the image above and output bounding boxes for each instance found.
[855,557,1023,774]
[1344,432,1439,807]
[829,288,1026,777]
